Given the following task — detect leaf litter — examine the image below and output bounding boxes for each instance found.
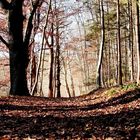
[0,88,140,139]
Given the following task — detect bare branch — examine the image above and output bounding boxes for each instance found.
[24,0,43,48]
[0,35,9,48]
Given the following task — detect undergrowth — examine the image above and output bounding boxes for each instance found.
[105,83,139,97]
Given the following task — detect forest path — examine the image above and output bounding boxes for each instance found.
[0,87,140,139]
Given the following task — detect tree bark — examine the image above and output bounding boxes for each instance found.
[9,0,30,96]
[48,48,54,97]
[128,0,134,82]
[68,62,75,97]
[0,0,41,96]
[96,0,105,88]
[31,1,51,95]
[56,26,61,98]
[62,58,71,97]
[117,0,122,85]
[135,0,140,84]
[48,21,54,98]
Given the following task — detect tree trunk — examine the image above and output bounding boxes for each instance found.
[128,0,134,82]
[96,0,105,88]
[68,62,75,97]
[31,1,51,95]
[9,0,30,96]
[56,26,61,98]
[135,0,140,84]
[117,0,122,85]
[124,31,128,82]
[107,1,111,86]
[62,58,71,97]
[48,22,54,98]
[30,47,37,94]
[48,47,54,97]
[39,45,45,97]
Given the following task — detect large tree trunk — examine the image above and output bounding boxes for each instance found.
[9,51,29,96]
[9,0,30,96]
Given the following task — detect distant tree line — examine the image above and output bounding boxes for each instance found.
[84,0,140,87]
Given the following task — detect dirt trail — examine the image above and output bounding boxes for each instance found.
[0,88,140,139]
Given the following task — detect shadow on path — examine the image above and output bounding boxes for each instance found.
[0,108,140,139]
[0,89,140,112]
[0,89,140,139]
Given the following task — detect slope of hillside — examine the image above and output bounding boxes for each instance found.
[0,87,140,139]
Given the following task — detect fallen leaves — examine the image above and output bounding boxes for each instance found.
[0,88,140,139]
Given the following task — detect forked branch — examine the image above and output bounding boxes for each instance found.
[0,35,9,48]
[0,0,12,10]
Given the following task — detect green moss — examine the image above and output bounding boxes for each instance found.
[121,83,138,91]
[106,88,118,97]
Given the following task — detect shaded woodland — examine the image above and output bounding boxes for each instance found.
[0,0,139,97]
[0,0,140,139]
[0,87,140,139]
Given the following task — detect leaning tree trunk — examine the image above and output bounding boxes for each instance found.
[96,0,105,88]
[9,0,30,96]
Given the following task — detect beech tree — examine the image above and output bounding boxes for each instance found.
[0,0,42,96]
[135,0,140,84]
[117,0,122,85]
[96,0,105,87]
[84,0,134,87]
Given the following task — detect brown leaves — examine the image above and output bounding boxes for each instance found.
[0,88,140,139]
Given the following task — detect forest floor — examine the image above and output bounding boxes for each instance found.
[0,85,140,140]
